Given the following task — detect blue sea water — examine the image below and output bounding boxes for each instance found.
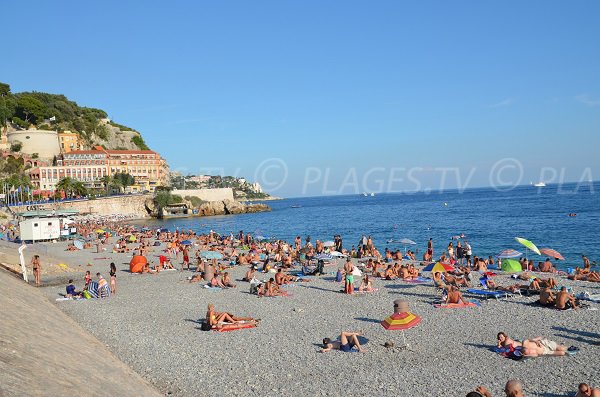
[136,182,600,270]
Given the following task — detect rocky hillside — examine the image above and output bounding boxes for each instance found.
[0,82,150,151]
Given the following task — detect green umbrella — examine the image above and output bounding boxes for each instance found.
[501,258,522,273]
[515,237,541,259]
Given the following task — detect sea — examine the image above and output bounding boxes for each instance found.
[134,182,600,271]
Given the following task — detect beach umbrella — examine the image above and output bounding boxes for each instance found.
[315,253,333,261]
[539,248,565,261]
[501,258,522,273]
[381,299,421,349]
[180,240,193,246]
[330,251,346,257]
[422,262,454,272]
[201,251,223,260]
[515,237,541,257]
[496,249,523,259]
[255,235,266,241]
[323,241,335,247]
[74,240,84,250]
[95,229,105,233]
[160,228,169,233]
[399,238,416,253]
[128,235,137,242]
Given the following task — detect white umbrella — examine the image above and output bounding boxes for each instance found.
[323,241,335,247]
[399,238,416,254]
[330,251,345,257]
[74,240,84,250]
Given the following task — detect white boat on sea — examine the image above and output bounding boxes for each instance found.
[370,192,375,197]
[533,182,546,187]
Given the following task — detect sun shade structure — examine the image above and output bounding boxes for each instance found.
[381,299,421,331]
[515,237,541,256]
[500,258,522,273]
[539,248,564,260]
[496,249,523,259]
[129,255,148,273]
[423,262,454,272]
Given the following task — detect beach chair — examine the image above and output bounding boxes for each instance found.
[465,278,514,301]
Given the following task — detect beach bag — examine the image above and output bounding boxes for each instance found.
[83,290,92,299]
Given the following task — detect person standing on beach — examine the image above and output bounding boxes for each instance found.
[344,258,354,294]
[109,262,117,294]
[427,238,434,259]
[30,255,41,287]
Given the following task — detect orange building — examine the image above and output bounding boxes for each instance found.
[57,131,83,153]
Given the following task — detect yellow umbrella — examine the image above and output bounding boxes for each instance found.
[96,229,105,233]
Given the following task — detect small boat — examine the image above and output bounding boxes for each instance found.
[362,192,368,197]
[533,182,546,187]
[370,192,375,197]
[290,205,301,209]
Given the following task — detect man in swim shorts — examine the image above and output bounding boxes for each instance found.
[521,337,570,357]
[320,331,366,353]
[344,258,354,294]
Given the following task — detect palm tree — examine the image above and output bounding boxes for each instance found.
[56,177,74,197]
[72,180,87,197]
[100,175,112,195]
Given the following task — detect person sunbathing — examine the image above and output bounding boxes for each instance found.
[407,264,419,278]
[570,271,600,282]
[320,331,367,353]
[358,275,374,292]
[189,274,203,283]
[399,265,411,279]
[433,272,447,289]
[243,266,257,282]
[555,287,578,310]
[444,273,470,287]
[576,383,600,397]
[497,332,522,349]
[445,286,469,305]
[521,337,570,357]
[210,274,226,288]
[538,259,555,273]
[384,265,395,280]
[275,268,297,285]
[538,286,555,307]
[205,304,259,330]
[264,278,285,296]
[221,272,236,288]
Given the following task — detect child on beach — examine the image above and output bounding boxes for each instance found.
[84,270,91,287]
[109,262,117,294]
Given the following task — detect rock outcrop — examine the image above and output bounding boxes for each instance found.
[197,200,270,217]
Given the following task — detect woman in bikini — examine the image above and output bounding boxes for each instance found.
[205,304,259,330]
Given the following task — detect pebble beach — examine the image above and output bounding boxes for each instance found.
[32,237,600,397]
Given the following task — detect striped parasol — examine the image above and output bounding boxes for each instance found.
[539,248,565,261]
[381,311,422,330]
[496,249,523,259]
[423,262,454,272]
[315,253,333,261]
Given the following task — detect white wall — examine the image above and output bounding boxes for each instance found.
[172,188,234,202]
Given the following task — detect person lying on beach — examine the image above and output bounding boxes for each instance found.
[66,243,80,251]
[320,331,367,353]
[66,279,82,298]
[444,274,470,287]
[483,278,523,293]
[497,332,522,349]
[538,286,555,306]
[275,268,298,285]
[433,272,447,289]
[569,271,600,282]
[471,379,525,397]
[141,263,156,274]
[205,304,259,330]
[555,287,578,310]
[576,383,600,397]
[445,286,469,305]
[189,274,203,283]
[521,337,572,357]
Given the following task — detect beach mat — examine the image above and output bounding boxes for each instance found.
[214,324,256,332]
[404,277,430,284]
[434,301,480,309]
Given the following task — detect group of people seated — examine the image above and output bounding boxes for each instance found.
[539,286,580,309]
[370,262,420,280]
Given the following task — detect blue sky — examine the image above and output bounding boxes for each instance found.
[2,1,599,197]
